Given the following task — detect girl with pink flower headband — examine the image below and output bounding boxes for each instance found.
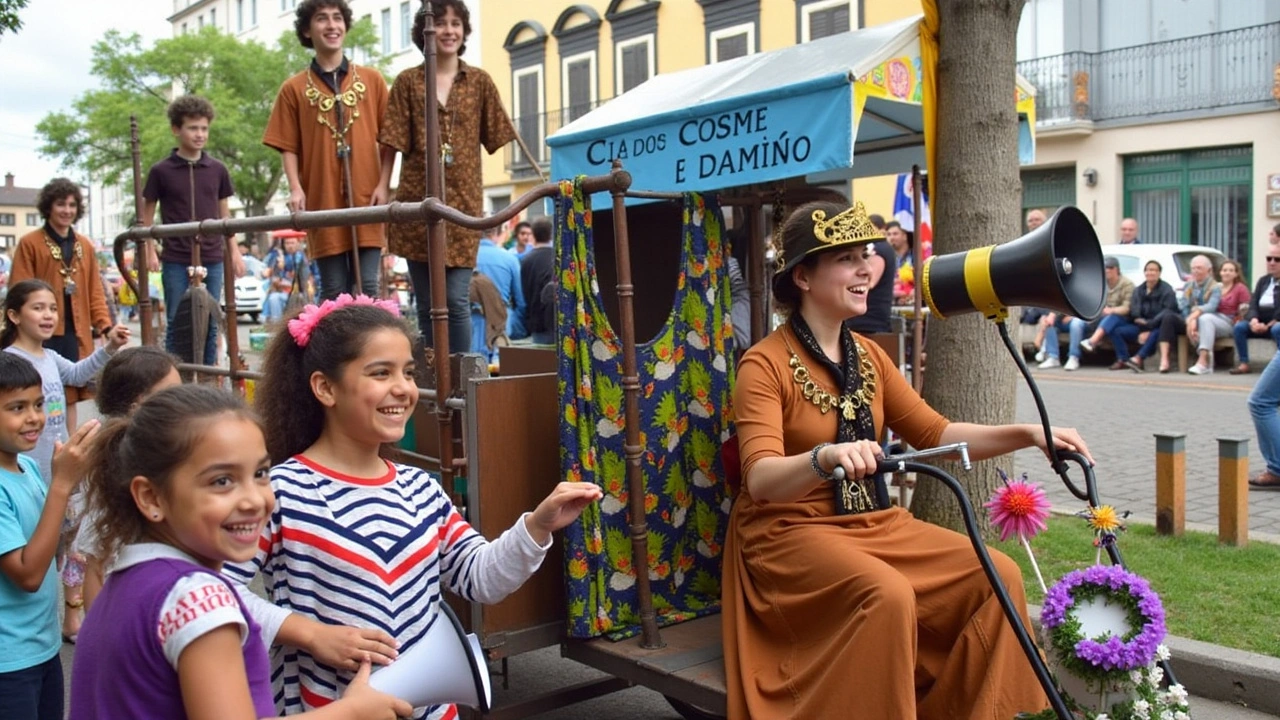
[223,294,601,719]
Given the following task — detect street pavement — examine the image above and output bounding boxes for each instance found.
[53,321,1279,717]
[1014,359,1280,538]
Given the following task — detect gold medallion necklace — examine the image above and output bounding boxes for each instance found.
[785,334,877,421]
[43,230,83,296]
[304,66,368,148]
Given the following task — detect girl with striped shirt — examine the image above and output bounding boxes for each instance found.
[224,295,600,718]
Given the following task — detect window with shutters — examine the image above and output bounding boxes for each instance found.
[710,23,753,62]
[562,53,597,123]
[381,9,391,55]
[400,2,411,48]
[799,0,855,43]
[513,66,545,165]
[1123,146,1253,276]
[0,214,14,226]
[616,36,654,95]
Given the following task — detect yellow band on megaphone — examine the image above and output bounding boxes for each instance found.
[921,256,945,319]
[962,245,1007,321]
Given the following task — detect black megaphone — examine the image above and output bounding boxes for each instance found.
[920,205,1104,322]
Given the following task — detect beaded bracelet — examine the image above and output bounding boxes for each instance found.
[810,443,836,481]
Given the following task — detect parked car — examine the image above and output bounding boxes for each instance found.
[221,274,266,324]
[1098,244,1227,294]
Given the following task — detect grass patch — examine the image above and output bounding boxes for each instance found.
[990,515,1280,658]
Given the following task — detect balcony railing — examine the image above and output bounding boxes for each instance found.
[1017,22,1280,125]
[505,101,605,178]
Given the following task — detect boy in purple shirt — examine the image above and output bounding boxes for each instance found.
[141,95,245,365]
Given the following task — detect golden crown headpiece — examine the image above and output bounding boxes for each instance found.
[811,202,884,246]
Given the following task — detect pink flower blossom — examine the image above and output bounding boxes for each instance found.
[287,293,401,348]
[985,474,1051,542]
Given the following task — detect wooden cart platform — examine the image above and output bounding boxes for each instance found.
[563,614,727,715]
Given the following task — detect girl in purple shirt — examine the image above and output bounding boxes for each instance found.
[68,385,409,720]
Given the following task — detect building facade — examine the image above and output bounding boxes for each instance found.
[480,0,918,218]
[0,174,42,250]
[1017,0,1280,280]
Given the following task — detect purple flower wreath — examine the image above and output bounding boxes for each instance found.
[1041,565,1167,680]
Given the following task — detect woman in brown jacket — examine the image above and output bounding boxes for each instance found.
[723,201,1093,719]
[11,178,122,405]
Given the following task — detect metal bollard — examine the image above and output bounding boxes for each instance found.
[1154,433,1186,537]
[1217,437,1250,547]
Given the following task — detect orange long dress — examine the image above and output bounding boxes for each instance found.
[723,325,1049,719]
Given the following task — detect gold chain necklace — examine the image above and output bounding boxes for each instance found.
[43,231,83,296]
[786,335,877,421]
[304,66,367,147]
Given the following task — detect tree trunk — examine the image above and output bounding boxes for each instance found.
[911,0,1027,535]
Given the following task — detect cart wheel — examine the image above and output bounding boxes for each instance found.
[665,696,726,720]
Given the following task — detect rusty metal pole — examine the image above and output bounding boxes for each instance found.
[129,116,154,347]
[223,233,244,394]
[609,161,662,649]
[910,164,925,392]
[746,202,766,345]
[419,2,457,499]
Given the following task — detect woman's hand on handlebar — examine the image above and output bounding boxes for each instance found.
[1034,426,1095,467]
[819,440,884,480]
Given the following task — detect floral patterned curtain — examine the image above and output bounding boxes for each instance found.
[555,178,735,639]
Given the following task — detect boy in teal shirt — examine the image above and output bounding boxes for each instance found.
[0,353,99,719]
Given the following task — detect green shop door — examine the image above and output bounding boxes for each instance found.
[1021,167,1077,231]
[1124,146,1252,277]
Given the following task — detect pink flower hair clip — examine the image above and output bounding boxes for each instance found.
[287,293,401,348]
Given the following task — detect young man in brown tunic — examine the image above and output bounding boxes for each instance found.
[376,0,516,354]
[263,0,389,301]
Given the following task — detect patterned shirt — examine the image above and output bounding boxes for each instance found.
[379,61,516,267]
[223,456,550,720]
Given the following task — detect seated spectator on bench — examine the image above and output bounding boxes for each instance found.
[1189,258,1247,375]
[1077,256,1135,364]
[1231,234,1280,375]
[1132,258,1209,374]
[1034,312,1079,370]
[1106,260,1177,373]
[724,200,1092,719]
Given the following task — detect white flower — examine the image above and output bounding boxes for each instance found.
[609,571,635,591]
[1147,665,1164,688]
[712,353,727,372]
[653,360,676,380]
[1159,710,1173,720]
[1156,644,1171,661]
[686,330,707,350]
[1132,699,1151,720]
[687,399,711,419]
[1174,712,1189,720]
[596,418,621,438]
[592,339,612,361]
[1095,714,1109,720]
[1130,670,1146,685]
[1167,684,1188,704]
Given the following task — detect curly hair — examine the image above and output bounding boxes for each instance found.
[412,0,471,55]
[95,346,181,418]
[166,94,216,128]
[295,0,353,49]
[1,279,56,349]
[36,178,84,225]
[256,303,418,463]
[84,385,261,563]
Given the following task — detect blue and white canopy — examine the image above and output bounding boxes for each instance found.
[547,15,1036,194]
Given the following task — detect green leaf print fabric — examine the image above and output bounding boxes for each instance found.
[555,179,735,639]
